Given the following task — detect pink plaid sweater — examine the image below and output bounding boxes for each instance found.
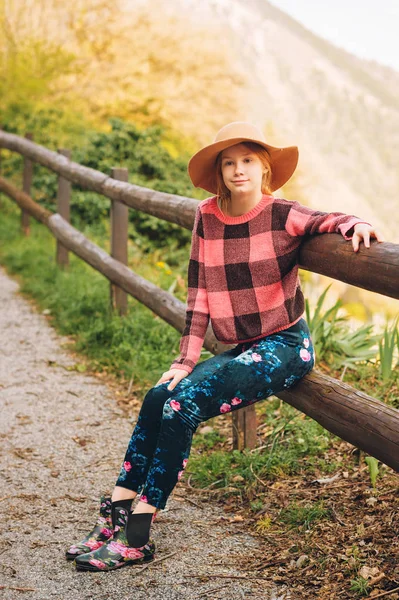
[170,194,371,374]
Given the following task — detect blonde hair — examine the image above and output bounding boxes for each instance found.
[215,141,273,215]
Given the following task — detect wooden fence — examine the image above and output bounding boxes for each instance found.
[0,130,398,472]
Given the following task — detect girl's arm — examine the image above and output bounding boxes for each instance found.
[284,200,383,250]
[169,204,210,374]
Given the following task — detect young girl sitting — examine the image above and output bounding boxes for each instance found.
[67,121,383,571]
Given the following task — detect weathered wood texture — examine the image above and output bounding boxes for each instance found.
[232,405,258,451]
[278,370,399,472]
[298,235,399,300]
[0,130,197,229]
[1,131,398,300]
[1,175,398,471]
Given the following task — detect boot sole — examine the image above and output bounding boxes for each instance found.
[75,554,155,571]
[66,553,80,561]
[66,551,93,561]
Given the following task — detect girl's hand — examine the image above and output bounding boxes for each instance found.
[155,368,190,392]
[352,223,384,252]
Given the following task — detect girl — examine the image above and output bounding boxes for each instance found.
[66,122,383,571]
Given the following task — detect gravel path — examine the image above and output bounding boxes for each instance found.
[0,266,291,600]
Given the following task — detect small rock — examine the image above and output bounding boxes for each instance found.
[198,426,214,434]
[296,554,309,568]
[366,497,378,507]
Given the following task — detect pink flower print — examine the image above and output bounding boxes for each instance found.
[67,546,80,554]
[231,397,242,405]
[177,470,184,480]
[86,539,103,550]
[98,516,107,524]
[114,525,120,532]
[251,353,262,362]
[182,458,188,469]
[170,400,181,411]
[303,337,310,348]
[108,541,127,555]
[123,547,145,559]
[123,461,132,472]
[140,495,148,503]
[100,527,113,538]
[220,403,231,413]
[300,348,312,362]
[89,558,107,569]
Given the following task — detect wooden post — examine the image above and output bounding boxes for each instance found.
[110,167,129,315]
[232,406,258,450]
[56,149,71,268]
[21,132,33,235]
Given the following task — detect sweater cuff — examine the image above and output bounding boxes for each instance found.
[339,219,372,241]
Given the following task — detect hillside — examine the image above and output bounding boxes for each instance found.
[180,0,399,242]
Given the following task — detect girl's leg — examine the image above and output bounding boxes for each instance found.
[138,318,315,511]
[73,319,315,571]
[71,351,240,569]
[112,345,241,501]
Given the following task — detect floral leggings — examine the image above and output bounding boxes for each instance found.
[115,317,315,509]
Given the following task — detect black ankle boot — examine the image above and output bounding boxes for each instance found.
[65,495,113,560]
[126,511,154,547]
[74,506,156,572]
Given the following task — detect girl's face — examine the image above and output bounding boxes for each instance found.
[220,143,266,197]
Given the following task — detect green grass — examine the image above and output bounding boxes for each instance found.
[188,396,339,490]
[350,576,370,597]
[0,205,184,395]
[278,500,332,530]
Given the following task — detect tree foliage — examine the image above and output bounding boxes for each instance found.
[0,0,246,143]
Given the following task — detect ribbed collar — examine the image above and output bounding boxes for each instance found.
[212,194,274,224]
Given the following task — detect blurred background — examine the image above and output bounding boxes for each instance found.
[1,0,398,324]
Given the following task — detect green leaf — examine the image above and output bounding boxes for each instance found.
[364,456,379,488]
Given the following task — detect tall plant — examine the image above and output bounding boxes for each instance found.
[305,285,379,370]
[378,314,399,382]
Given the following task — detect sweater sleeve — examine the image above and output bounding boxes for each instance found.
[169,204,210,374]
[285,200,372,240]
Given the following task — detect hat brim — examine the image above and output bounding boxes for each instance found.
[188,137,298,194]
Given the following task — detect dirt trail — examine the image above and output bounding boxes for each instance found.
[0,266,290,600]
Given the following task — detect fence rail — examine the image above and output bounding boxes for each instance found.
[0,130,398,471]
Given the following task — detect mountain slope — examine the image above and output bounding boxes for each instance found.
[181,0,399,241]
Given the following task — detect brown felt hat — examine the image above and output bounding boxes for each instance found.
[188,121,299,194]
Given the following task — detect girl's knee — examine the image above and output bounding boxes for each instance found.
[143,384,171,408]
[161,398,201,431]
